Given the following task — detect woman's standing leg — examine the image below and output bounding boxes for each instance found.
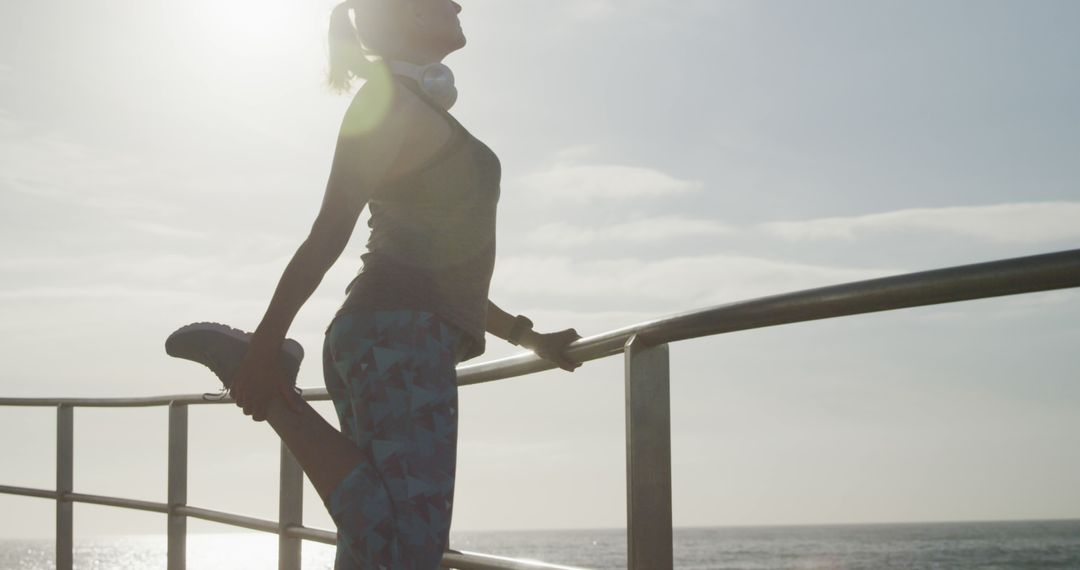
[322,331,371,569]
[325,310,463,569]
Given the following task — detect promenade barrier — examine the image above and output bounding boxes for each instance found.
[3,248,1079,569]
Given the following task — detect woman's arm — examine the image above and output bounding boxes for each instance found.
[249,226,354,347]
[232,174,367,419]
[487,299,582,371]
[485,299,520,342]
[250,90,410,349]
[233,90,410,419]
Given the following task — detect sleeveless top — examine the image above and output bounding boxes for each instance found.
[324,78,501,363]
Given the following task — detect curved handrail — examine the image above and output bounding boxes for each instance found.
[461,247,1080,384]
[3,248,1078,408]
[2,248,1079,570]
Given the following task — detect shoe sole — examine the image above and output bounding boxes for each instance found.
[165,322,304,388]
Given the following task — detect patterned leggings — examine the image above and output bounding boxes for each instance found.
[322,310,464,570]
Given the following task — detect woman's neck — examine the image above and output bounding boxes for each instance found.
[381,43,447,67]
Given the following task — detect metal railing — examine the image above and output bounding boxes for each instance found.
[2,248,1079,570]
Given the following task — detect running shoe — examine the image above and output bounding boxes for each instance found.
[165,322,304,396]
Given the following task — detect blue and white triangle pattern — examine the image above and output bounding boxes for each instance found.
[323,310,463,570]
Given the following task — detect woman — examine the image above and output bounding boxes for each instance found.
[167,0,581,568]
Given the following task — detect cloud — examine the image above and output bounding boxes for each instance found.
[0,245,295,301]
[518,154,702,205]
[527,216,733,248]
[760,202,1080,244]
[493,254,895,311]
[551,144,599,162]
[0,285,189,302]
[0,108,15,133]
[126,221,209,240]
[0,113,181,219]
[565,0,616,21]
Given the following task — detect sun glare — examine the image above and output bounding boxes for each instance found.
[191,0,310,55]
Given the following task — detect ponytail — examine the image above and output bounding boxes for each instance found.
[327,2,373,93]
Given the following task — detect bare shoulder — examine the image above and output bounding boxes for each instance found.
[386,80,457,178]
[334,78,454,183]
[338,80,409,151]
[329,80,414,191]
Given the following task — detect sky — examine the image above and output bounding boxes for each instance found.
[1,0,1079,544]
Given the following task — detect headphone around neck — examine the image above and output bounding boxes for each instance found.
[386,60,458,111]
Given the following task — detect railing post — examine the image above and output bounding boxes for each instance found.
[624,335,673,570]
[279,441,304,570]
[168,403,188,570]
[56,404,74,570]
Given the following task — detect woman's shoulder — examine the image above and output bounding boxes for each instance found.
[393,78,459,141]
[338,79,408,144]
[326,81,413,194]
[340,78,455,146]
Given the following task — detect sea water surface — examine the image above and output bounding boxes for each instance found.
[2,519,1079,569]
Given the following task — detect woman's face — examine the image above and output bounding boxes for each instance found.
[412,0,466,55]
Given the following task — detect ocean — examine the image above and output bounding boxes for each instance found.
[2,520,1079,569]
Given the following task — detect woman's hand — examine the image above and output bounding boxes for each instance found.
[523,328,582,372]
[230,340,304,422]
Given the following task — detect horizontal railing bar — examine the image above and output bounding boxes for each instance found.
[442,550,591,570]
[460,247,1080,385]
[1,248,1076,400]
[69,492,169,514]
[0,485,337,544]
[0,390,329,407]
[0,484,591,570]
[282,524,336,545]
[176,505,281,534]
[0,394,239,408]
[0,486,182,516]
[0,484,58,500]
